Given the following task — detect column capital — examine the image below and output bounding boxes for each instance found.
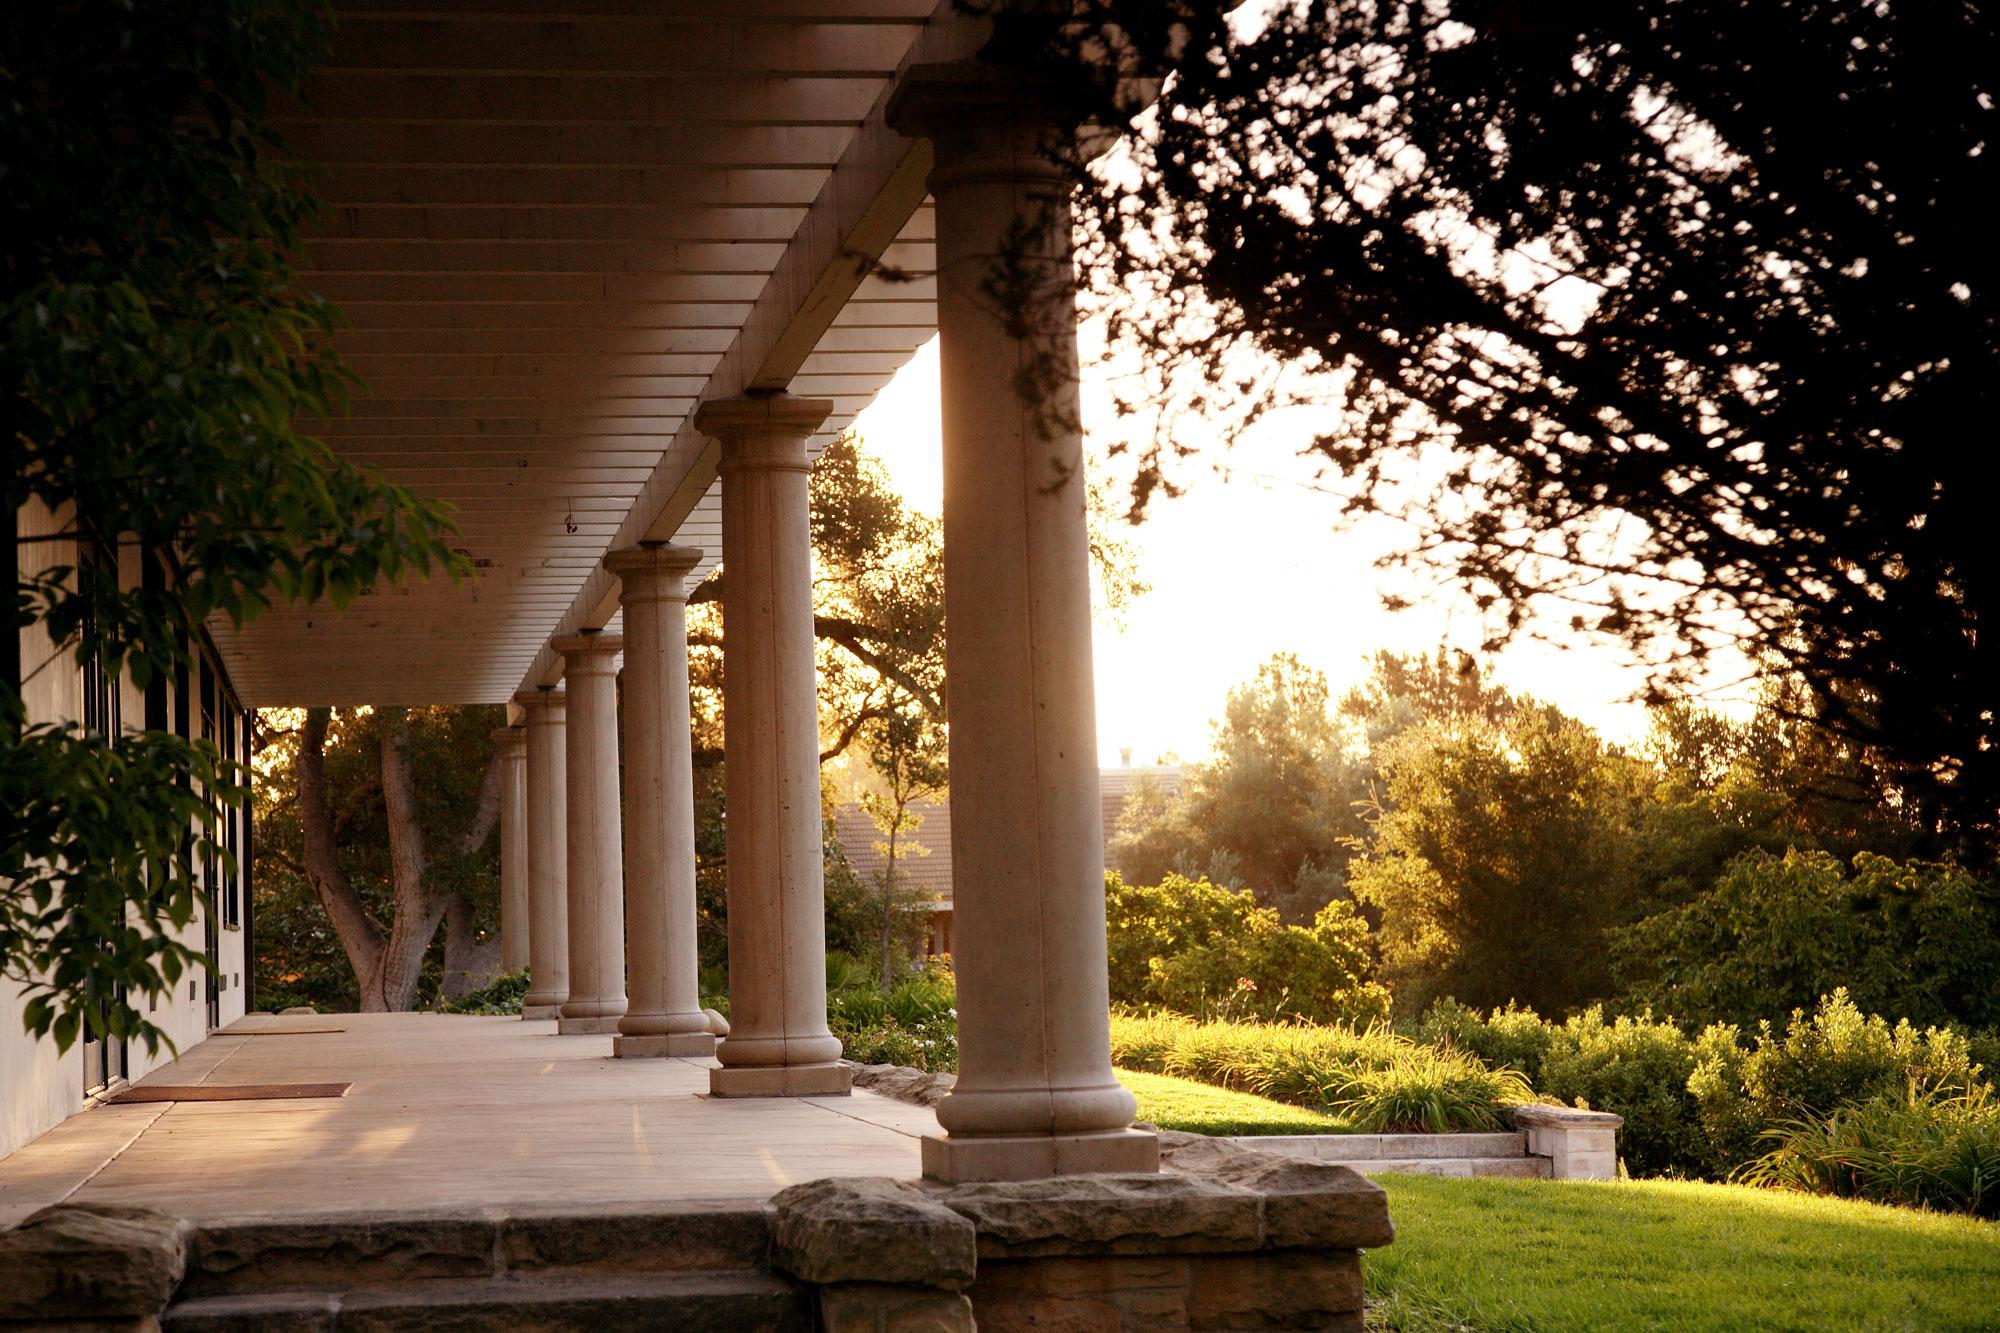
[513,686,566,712]
[605,542,704,599]
[551,632,625,665]
[694,392,832,438]
[491,725,527,750]
[888,60,1133,182]
[887,60,1076,135]
[693,394,833,472]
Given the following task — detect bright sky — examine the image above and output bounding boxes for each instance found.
[851,338,1756,766]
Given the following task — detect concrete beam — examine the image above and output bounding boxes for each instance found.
[513,6,982,692]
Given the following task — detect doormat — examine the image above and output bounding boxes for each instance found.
[106,1083,351,1103]
[233,1028,347,1036]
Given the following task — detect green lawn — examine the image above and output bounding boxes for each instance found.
[1366,1174,2000,1332]
[1118,1067,1355,1135]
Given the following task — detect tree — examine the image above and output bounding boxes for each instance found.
[1103,871,1388,1026]
[1611,850,2000,1033]
[1348,703,1652,1014]
[1111,654,1369,920]
[3,0,460,1053]
[1018,1,1997,855]
[254,706,501,1012]
[856,705,950,989]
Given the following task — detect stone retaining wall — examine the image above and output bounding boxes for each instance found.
[772,1131,1392,1331]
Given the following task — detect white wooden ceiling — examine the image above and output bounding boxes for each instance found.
[212,0,970,705]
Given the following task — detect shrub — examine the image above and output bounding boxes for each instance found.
[1743,990,1982,1119]
[439,970,529,1016]
[1328,1047,1532,1133]
[1741,1087,2000,1219]
[1612,849,2000,1032]
[838,1015,958,1072]
[1538,1008,1708,1178]
[1691,991,1989,1176]
[1105,873,1390,1026]
[831,961,957,1071]
[1688,1022,1764,1174]
[1416,998,1557,1083]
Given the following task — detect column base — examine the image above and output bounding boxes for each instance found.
[613,1032,718,1059]
[921,1128,1161,1183]
[556,1015,622,1036]
[709,1062,852,1098]
[521,1003,563,1021]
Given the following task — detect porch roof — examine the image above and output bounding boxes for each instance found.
[209,0,976,707]
[0,1012,936,1227]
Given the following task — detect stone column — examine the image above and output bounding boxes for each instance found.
[515,688,569,1020]
[888,63,1154,1180]
[494,726,530,976]
[552,632,628,1036]
[604,543,715,1058]
[693,394,849,1097]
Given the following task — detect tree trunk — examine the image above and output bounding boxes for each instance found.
[373,707,446,1011]
[880,823,899,991]
[438,751,507,1001]
[297,708,389,1008]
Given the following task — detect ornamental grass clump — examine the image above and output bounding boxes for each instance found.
[1109,1011,1526,1132]
[1327,1046,1534,1134]
[1741,1088,2000,1219]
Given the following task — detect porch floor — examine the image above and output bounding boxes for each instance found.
[0,1012,937,1227]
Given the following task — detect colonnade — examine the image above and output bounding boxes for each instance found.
[488,58,1156,1181]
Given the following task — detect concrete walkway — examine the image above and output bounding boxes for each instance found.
[0,1012,936,1227]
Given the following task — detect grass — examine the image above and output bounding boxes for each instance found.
[1110,1012,1527,1134]
[1365,1173,2000,1332]
[1117,1067,1357,1136]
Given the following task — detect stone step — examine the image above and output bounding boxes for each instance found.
[1223,1130,1532,1163]
[180,1204,773,1299]
[1355,1156,1551,1180]
[161,1269,811,1332]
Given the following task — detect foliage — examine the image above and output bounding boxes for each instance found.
[1414,998,1555,1084]
[1536,1008,1707,1179]
[2,730,236,1051]
[1109,656,1370,920]
[1741,1088,2000,1220]
[829,958,958,1072]
[253,706,502,1012]
[1349,704,1652,1014]
[854,704,949,989]
[1613,849,2000,1033]
[1327,1046,1530,1134]
[1104,872,1388,1026]
[1116,1068,1356,1137]
[1039,0,1998,851]
[1363,1174,2000,1332]
[1689,991,1987,1179]
[3,0,462,1053]
[439,970,530,1017]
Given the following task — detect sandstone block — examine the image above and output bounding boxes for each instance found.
[970,1255,1192,1329]
[771,1179,976,1290]
[1186,1252,1364,1330]
[611,1032,717,1058]
[818,1283,976,1333]
[498,1204,770,1276]
[939,1173,1259,1259]
[183,1215,492,1297]
[0,1203,188,1319]
[709,1062,853,1097]
[1162,1136,1394,1252]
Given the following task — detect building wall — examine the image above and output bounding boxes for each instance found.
[3,503,250,1162]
